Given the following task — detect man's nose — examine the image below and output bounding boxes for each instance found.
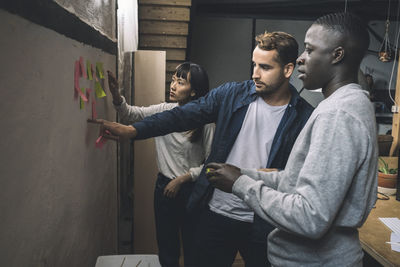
[297,56,305,65]
[252,67,260,79]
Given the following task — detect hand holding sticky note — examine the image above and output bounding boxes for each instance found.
[88,119,137,140]
[94,129,120,149]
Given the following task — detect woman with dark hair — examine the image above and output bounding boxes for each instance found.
[107,62,214,267]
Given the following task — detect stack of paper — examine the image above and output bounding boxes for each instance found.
[379,217,400,252]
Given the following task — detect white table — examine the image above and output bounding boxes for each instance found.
[95,255,161,267]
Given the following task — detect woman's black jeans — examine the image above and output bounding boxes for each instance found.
[154,173,196,267]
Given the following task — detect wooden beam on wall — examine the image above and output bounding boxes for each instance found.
[390,61,400,156]
[138,0,191,97]
[139,34,187,49]
[139,21,189,35]
[139,6,190,21]
[166,61,184,72]
[165,49,186,60]
[139,0,191,7]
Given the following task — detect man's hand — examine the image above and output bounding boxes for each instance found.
[206,163,242,193]
[87,118,137,140]
[258,168,278,172]
[107,70,123,105]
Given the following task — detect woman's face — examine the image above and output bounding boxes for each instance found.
[169,73,195,105]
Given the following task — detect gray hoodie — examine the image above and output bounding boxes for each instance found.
[233,83,378,266]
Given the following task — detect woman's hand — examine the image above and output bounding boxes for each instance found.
[163,173,192,198]
[107,70,123,105]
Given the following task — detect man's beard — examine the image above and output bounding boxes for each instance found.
[255,78,286,98]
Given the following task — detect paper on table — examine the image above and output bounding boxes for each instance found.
[390,233,400,252]
[379,217,400,234]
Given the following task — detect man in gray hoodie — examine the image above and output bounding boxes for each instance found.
[206,12,378,267]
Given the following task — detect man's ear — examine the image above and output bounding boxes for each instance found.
[332,46,345,64]
[283,63,295,78]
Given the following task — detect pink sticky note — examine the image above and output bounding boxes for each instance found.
[95,130,112,149]
[79,56,87,79]
[86,88,92,101]
[95,135,107,149]
[91,63,97,81]
[73,61,88,102]
[92,99,97,119]
[77,88,88,102]
[74,61,80,100]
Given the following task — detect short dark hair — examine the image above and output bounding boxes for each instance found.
[255,31,299,66]
[313,12,370,65]
[175,62,210,142]
[175,62,209,100]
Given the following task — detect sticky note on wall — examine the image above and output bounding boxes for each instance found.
[95,81,106,98]
[74,60,80,99]
[80,88,85,109]
[96,62,104,79]
[87,60,92,80]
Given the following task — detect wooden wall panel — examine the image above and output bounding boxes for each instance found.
[139,0,191,7]
[165,48,186,60]
[138,0,191,99]
[139,6,190,21]
[166,71,174,82]
[166,61,183,72]
[140,34,187,48]
[139,21,188,35]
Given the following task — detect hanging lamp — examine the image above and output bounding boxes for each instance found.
[379,1,393,62]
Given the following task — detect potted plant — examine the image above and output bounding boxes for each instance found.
[378,157,398,189]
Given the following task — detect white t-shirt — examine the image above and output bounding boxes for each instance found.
[209,96,287,222]
[115,96,215,180]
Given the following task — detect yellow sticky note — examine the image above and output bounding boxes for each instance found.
[80,88,85,109]
[95,81,106,98]
[87,60,92,80]
[96,62,104,79]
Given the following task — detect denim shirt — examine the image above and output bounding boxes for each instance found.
[133,80,314,212]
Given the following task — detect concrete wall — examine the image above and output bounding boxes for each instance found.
[0,9,117,267]
[54,0,116,41]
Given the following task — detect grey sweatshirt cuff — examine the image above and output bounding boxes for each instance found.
[232,174,257,201]
[240,168,262,180]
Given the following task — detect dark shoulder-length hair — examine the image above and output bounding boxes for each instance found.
[175,62,210,143]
